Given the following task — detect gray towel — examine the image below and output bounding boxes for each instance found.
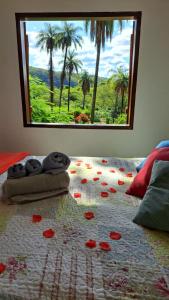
[42,152,70,174]
[7,164,26,179]
[25,159,42,176]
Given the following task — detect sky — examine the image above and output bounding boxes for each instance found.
[26,19,133,78]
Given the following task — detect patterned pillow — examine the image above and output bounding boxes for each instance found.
[133,160,169,231]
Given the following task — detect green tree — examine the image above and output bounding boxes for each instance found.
[85,20,123,123]
[79,71,91,109]
[114,67,129,113]
[64,50,82,111]
[36,23,59,103]
[57,22,83,108]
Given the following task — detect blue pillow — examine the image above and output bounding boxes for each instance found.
[136,140,169,172]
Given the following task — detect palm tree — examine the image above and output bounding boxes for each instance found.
[85,20,124,123]
[79,71,91,109]
[36,23,59,103]
[114,67,129,113]
[64,50,82,111]
[57,22,83,108]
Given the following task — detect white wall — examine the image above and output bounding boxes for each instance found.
[0,0,169,157]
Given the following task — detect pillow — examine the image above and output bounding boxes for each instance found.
[136,140,169,172]
[133,160,169,231]
[126,147,169,198]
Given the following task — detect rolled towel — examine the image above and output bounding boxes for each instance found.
[25,159,42,176]
[42,152,70,174]
[2,171,70,202]
[7,163,26,179]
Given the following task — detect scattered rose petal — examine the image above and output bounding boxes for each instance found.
[109,169,115,173]
[84,211,95,220]
[102,159,108,164]
[126,172,133,177]
[109,231,122,240]
[86,166,92,169]
[76,163,81,166]
[85,163,90,166]
[97,171,102,175]
[118,180,125,185]
[32,214,42,223]
[93,177,100,181]
[43,229,55,238]
[74,193,81,198]
[101,182,108,186]
[77,160,83,163]
[81,178,88,184]
[101,192,109,197]
[109,187,117,193]
[0,263,6,274]
[85,239,96,248]
[70,170,76,174]
[119,167,125,172]
[99,242,111,251]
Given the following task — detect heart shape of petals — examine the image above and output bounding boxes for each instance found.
[118,180,125,185]
[97,171,102,175]
[102,159,108,164]
[126,172,133,177]
[74,193,81,198]
[119,167,125,172]
[109,231,122,240]
[81,178,88,184]
[85,239,96,248]
[99,242,111,251]
[43,229,55,238]
[84,211,95,220]
[70,170,76,174]
[32,214,42,223]
[109,187,117,193]
[93,177,100,181]
[101,192,109,197]
[0,263,6,274]
[101,182,108,186]
[109,169,115,173]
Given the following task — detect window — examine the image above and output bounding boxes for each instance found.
[16,12,141,129]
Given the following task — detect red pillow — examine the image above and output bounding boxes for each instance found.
[126,147,169,198]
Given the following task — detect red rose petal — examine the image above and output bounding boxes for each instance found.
[84,211,95,220]
[119,167,125,172]
[97,171,102,175]
[102,159,108,164]
[86,166,92,169]
[101,182,108,186]
[110,169,115,173]
[0,263,6,274]
[93,177,100,181]
[43,229,55,238]
[81,178,88,184]
[85,239,96,248]
[70,170,76,174]
[32,214,42,223]
[126,172,133,177]
[74,193,81,198]
[76,163,81,166]
[77,160,83,163]
[109,187,117,193]
[100,192,109,197]
[99,242,111,251]
[118,180,125,185]
[109,231,122,240]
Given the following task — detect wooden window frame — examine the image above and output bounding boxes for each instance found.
[15,11,142,129]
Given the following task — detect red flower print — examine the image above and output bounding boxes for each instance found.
[0,263,6,274]
[109,187,117,193]
[81,178,88,184]
[101,182,108,186]
[109,169,115,173]
[43,229,55,238]
[70,170,76,174]
[118,180,125,185]
[100,192,109,197]
[97,171,102,175]
[119,167,125,172]
[32,214,42,223]
[102,159,108,164]
[109,231,122,240]
[85,239,96,248]
[99,242,111,251]
[93,177,100,181]
[84,211,95,220]
[126,172,133,177]
[74,193,81,198]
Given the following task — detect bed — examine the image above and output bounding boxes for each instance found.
[0,156,169,300]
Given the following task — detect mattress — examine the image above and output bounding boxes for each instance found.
[0,156,169,300]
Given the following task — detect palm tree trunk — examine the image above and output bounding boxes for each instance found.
[49,49,54,104]
[67,72,71,112]
[121,90,125,113]
[91,40,101,123]
[82,94,86,109]
[59,46,68,108]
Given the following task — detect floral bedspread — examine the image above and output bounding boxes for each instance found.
[0,156,169,300]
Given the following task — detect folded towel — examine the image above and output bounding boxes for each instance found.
[2,171,70,201]
[7,163,26,179]
[25,159,42,176]
[42,152,70,174]
[6,188,69,204]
